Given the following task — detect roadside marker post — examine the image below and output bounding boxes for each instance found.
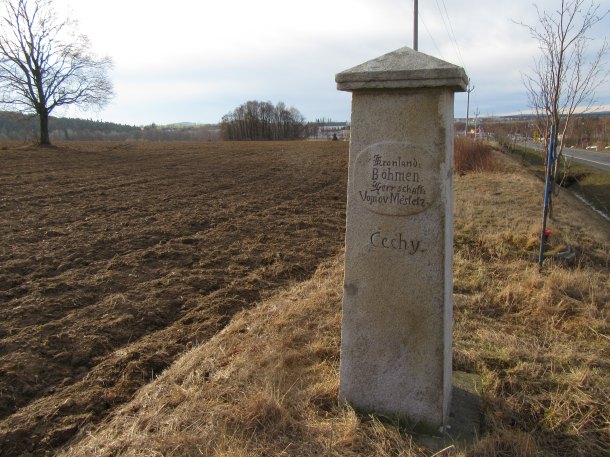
[538,124,556,268]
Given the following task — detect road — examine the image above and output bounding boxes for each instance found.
[563,148,610,172]
[525,142,610,172]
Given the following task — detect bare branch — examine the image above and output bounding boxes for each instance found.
[517,0,608,198]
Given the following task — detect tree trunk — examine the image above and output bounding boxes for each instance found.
[39,109,51,146]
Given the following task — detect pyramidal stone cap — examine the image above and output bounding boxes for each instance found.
[336,47,468,92]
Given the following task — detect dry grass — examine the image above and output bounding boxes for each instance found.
[454,138,496,173]
[59,256,432,456]
[453,152,609,457]
[60,151,608,456]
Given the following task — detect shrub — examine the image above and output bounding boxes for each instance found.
[454,137,495,173]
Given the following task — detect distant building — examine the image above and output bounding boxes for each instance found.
[310,121,350,140]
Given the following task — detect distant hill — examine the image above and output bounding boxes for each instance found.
[0,111,221,142]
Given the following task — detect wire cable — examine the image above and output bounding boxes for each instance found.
[418,9,444,58]
[435,0,466,69]
[441,0,466,67]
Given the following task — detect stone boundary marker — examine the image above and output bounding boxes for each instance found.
[336,47,467,432]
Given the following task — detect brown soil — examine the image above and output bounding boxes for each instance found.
[0,141,348,456]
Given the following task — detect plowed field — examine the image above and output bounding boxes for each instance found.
[0,141,348,455]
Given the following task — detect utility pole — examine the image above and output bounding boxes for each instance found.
[464,79,474,136]
[474,107,480,139]
[413,0,418,51]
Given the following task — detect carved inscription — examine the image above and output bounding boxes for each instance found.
[370,231,424,255]
[353,142,438,216]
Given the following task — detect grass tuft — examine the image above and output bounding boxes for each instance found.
[454,137,496,173]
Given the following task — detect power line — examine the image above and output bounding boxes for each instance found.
[440,0,465,67]
[434,0,465,69]
[418,10,443,58]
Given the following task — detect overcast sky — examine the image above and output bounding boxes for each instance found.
[53,0,610,126]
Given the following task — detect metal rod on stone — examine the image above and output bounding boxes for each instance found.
[414,0,418,51]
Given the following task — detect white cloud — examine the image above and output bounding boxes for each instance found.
[49,0,610,124]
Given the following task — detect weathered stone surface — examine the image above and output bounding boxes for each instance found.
[338,48,465,431]
[336,47,468,92]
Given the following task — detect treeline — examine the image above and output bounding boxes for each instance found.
[0,111,137,141]
[0,111,220,142]
[220,101,307,140]
[136,124,220,142]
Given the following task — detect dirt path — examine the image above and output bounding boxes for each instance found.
[0,141,348,455]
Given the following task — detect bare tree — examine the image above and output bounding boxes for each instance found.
[220,100,306,141]
[518,0,608,213]
[0,0,113,145]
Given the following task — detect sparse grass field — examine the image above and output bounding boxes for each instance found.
[452,153,609,456]
[1,142,608,456]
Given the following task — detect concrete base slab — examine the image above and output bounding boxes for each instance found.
[448,371,482,441]
[412,371,482,450]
